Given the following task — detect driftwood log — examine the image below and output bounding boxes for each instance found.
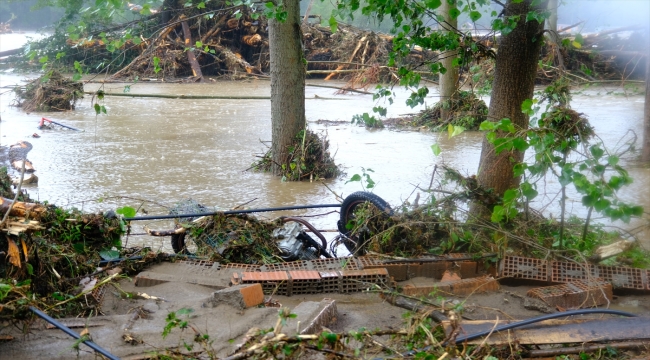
[0,197,47,219]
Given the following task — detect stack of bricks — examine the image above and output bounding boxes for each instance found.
[500,256,648,290]
[234,268,392,295]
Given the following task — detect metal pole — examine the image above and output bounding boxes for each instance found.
[123,203,341,221]
[29,307,121,360]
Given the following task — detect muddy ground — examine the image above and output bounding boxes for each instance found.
[2,261,649,359]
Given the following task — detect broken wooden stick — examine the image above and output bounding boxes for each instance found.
[180,18,204,82]
[588,239,636,263]
[144,224,185,236]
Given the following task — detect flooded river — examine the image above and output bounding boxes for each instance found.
[1,34,648,252]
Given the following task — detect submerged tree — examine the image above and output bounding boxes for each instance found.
[268,0,307,175]
[475,0,547,199]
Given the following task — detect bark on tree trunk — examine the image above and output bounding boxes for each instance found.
[269,0,305,175]
[475,0,547,205]
[181,19,204,82]
[439,0,459,122]
[642,24,650,162]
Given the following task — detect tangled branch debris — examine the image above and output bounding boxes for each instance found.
[251,130,339,181]
[13,71,83,112]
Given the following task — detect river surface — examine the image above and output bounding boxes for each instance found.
[1,33,648,252]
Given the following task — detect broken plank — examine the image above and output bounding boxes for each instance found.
[443,316,650,345]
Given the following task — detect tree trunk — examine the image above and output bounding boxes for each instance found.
[439,0,459,122]
[643,24,650,162]
[475,0,547,201]
[269,0,305,175]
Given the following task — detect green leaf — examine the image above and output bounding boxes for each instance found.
[116,206,137,218]
[479,121,495,131]
[589,145,604,159]
[195,41,203,48]
[431,143,442,156]
[607,155,619,166]
[176,307,194,315]
[469,11,481,22]
[491,205,505,223]
[328,16,338,33]
[26,263,34,276]
[94,103,101,115]
[197,1,205,9]
[265,1,274,9]
[448,124,465,138]
[99,249,120,260]
[594,199,610,211]
[449,8,461,19]
[425,0,441,9]
[346,174,362,183]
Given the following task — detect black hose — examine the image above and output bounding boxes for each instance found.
[29,306,121,360]
[281,216,332,258]
[398,308,638,358]
[123,203,341,221]
[451,308,637,345]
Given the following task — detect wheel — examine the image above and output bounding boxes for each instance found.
[338,191,393,255]
[171,230,198,254]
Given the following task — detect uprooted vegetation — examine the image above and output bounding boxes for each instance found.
[13,71,84,112]
[250,129,340,181]
[383,90,489,131]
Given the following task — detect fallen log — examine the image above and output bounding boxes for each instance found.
[0,197,47,218]
[0,47,22,58]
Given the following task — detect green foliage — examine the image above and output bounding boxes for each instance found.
[346,167,375,190]
[481,81,642,250]
[351,112,384,128]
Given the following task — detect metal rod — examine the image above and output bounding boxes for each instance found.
[29,307,121,360]
[41,117,82,131]
[123,203,342,221]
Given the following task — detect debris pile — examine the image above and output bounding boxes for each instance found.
[13,71,84,112]
[251,129,339,181]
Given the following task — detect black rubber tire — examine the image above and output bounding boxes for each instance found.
[338,191,393,254]
[171,233,186,254]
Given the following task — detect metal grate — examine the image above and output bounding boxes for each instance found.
[500,256,549,282]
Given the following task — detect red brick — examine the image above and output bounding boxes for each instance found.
[441,270,461,282]
[527,279,613,309]
[401,276,499,297]
[208,283,264,309]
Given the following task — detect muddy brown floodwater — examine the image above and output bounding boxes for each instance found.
[1,50,649,252]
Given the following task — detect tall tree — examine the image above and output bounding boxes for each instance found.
[439,0,459,122]
[642,27,650,162]
[475,0,547,198]
[268,0,306,175]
